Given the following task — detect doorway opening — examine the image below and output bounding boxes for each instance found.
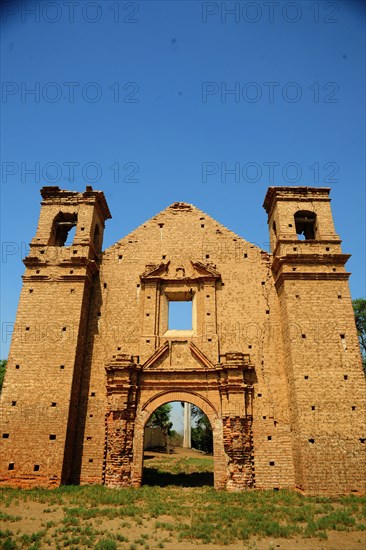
[142,401,214,487]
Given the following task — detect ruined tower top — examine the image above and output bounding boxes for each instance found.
[263,186,339,253]
[40,185,112,222]
[263,186,331,217]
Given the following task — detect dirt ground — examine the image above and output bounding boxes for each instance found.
[1,499,365,550]
[145,446,208,458]
[1,448,365,549]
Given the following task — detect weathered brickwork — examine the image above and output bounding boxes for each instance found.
[0,185,365,494]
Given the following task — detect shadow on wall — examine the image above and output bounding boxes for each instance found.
[69,274,104,484]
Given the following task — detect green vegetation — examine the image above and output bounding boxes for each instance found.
[191,405,213,453]
[0,359,7,393]
[146,404,174,453]
[353,298,366,374]
[146,404,173,436]
[145,454,213,476]
[0,481,365,549]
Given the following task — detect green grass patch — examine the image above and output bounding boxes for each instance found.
[149,456,214,475]
[95,538,117,550]
[0,483,365,548]
[0,511,22,522]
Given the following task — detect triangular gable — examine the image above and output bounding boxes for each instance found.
[105,202,264,255]
[142,341,215,370]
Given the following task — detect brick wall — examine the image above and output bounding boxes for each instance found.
[0,186,364,494]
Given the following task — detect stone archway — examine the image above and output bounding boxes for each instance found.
[131,390,226,489]
[104,349,256,491]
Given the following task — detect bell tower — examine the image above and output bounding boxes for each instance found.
[263,187,366,494]
[0,186,111,488]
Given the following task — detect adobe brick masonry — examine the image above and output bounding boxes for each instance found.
[0,186,365,494]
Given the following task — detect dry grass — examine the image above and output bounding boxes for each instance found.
[0,453,365,549]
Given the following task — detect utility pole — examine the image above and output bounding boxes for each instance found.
[183,402,191,448]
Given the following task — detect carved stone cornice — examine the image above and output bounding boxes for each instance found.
[139,260,221,284]
[271,253,351,289]
[272,253,351,276]
[190,261,221,280]
[105,355,141,403]
[272,239,342,258]
[274,271,350,290]
[140,262,170,281]
[142,342,169,369]
[190,341,215,369]
[105,354,140,372]
[22,256,99,283]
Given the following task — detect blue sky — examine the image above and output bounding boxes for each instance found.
[1,0,365,425]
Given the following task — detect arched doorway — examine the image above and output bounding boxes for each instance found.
[104,351,255,491]
[131,391,226,489]
[141,400,214,487]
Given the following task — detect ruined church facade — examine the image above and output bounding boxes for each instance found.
[0,185,365,495]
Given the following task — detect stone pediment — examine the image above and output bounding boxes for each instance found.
[190,261,220,279]
[140,260,221,283]
[141,262,170,279]
[142,341,169,369]
[142,340,215,371]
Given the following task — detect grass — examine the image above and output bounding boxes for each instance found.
[143,454,214,487]
[145,455,214,475]
[0,511,22,522]
[0,456,365,548]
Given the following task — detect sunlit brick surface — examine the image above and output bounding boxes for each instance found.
[0,186,364,494]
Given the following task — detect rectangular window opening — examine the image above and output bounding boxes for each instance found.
[168,299,193,331]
